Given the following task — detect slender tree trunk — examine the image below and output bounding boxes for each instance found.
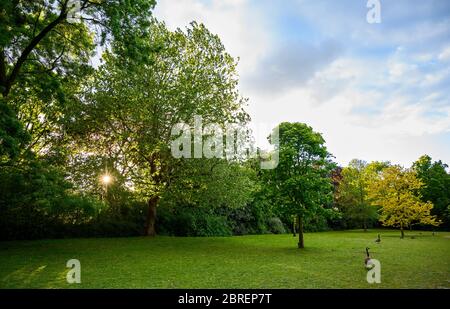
[297,215,304,249]
[363,219,367,232]
[292,217,296,237]
[145,196,159,236]
[400,223,404,239]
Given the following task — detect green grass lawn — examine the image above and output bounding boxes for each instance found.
[0,229,449,288]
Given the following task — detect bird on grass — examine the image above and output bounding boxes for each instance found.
[364,247,374,269]
[375,234,381,243]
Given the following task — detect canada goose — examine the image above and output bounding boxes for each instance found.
[364,247,374,269]
[375,234,381,243]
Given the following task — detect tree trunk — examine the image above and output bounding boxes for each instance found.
[145,196,159,236]
[297,215,304,249]
[363,219,367,232]
[292,217,296,237]
[400,223,404,239]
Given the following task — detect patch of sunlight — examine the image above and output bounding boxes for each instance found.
[45,269,71,289]
[1,266,30,287]
[1,265,47,287]
[23,265,48,285]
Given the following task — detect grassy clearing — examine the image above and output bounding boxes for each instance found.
[0,229,449,288]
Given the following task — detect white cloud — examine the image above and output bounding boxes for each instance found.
[154,0,450,167]
[247,54,450,166]
[154,0,270,73]
[438,45,450,62]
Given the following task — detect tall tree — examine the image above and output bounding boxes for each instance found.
[0,0,156,98]
[264,122,335,248]
[1,0,157,166]
[368,165,440,238]
[412,155,450,228]
[335,159,378,231]
[71,20,249,236]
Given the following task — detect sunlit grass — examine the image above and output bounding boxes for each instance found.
[0,230,449,288]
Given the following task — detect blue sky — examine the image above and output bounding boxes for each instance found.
[155,0,450,167]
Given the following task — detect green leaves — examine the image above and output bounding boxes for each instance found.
[335,159,379,229]
[412,155,450,227]
[70,19,251,213]
[264,122,335,219]
[0,100,29,163]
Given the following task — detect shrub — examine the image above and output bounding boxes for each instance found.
[156,206,232,236]
[303,215,330,232]
[266,217,286,234]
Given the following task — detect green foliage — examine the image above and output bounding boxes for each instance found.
[0,100,29,162]
[2,0,447,242]
[216,199,270,235]
[156,206,232,237]
[302,215,330,232]
[266,217,286,234]
[0,0,156,98]
[161,159,256,210]
[413,155,450,228]
[1,1,269,240]
[157,197,276,237]
[67,19,252,235]
[263,122,336,246]
[269,122,335,216]
[0,160,103,240]
[335,159,380,230]
[0,0,158,194]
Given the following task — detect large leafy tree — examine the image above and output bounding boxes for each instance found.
[265,122,335,248]
[335,159,378,231]
[71,20,250,235]
[368,165,440,238]
[412,155,450,228]
[0,0,158,239]
[1,0,157,164]
[161,159,256,211]
[0,0,156,98]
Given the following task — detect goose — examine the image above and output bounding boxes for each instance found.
[375,234,381,243]
[364,247,374,269]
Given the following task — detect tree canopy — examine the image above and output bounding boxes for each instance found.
[412,155,450,228]
[368,165,440,238]
[263,122,335,248]
[335,159,379,231]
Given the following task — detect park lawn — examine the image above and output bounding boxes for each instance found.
[0,229,449,289]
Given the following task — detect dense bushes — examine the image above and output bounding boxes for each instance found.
[0,161,290,239]
[10,154,445,241]
[156,207,232,236]
[156,204,287,237]
[0,198,146,240]
[0,160,148,240]
[0,163,99,240]
[266,217,286,234]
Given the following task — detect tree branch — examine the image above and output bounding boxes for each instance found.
[2,0,70,97]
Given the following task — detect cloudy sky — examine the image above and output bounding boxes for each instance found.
[154,0,450,167]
